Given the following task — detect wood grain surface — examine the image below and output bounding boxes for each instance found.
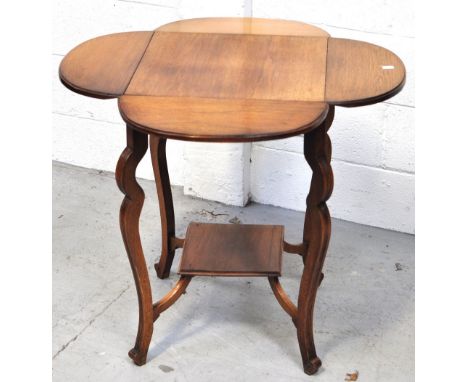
[297,106,335,375]
[126,32,327,102]
[179,223,283,276]
[157,17,329,36]
[325,38,405,106]
[149,136,176,278]
[118,96,329,141]
[59,17,406,140]
[59,31,153,98]
[115,126,153,366]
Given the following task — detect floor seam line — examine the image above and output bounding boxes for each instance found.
[52,284,130,360]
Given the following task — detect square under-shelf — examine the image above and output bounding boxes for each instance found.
[178,222,284,277]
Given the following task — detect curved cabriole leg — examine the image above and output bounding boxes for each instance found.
[116,126,153,366]
[297,106,335,375]
[150,136,176,279]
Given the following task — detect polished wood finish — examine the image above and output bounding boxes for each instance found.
[119,96,328,142]
[60,17,406,377]
[127,32,327,102]
[325,38,406,107]
[59,18,405,141]
[59,32,153,99]
[283,240,306,256]
[297,106,335,375]
[116,126,195,366]
[283,240,325,283]
[152,276,192,321]
[170,236,185,251]
[149,136,176,278]
[157,17,330,37]
[179,223,283,276]
[268,276,298,323]
[115,126,152,366]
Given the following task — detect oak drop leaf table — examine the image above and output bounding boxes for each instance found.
[59,17,405,376]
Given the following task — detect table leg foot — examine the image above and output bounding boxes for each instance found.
[303,356,322,375]
[155,260,174,279]
[128,347,148,366]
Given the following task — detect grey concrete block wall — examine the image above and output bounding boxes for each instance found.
[249,2,414,233]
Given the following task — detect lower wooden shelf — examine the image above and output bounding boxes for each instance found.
[178,222,284,277]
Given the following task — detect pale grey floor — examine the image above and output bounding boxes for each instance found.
[52,162,414,382]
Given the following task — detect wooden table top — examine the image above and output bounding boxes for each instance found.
[60,17,405,142]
